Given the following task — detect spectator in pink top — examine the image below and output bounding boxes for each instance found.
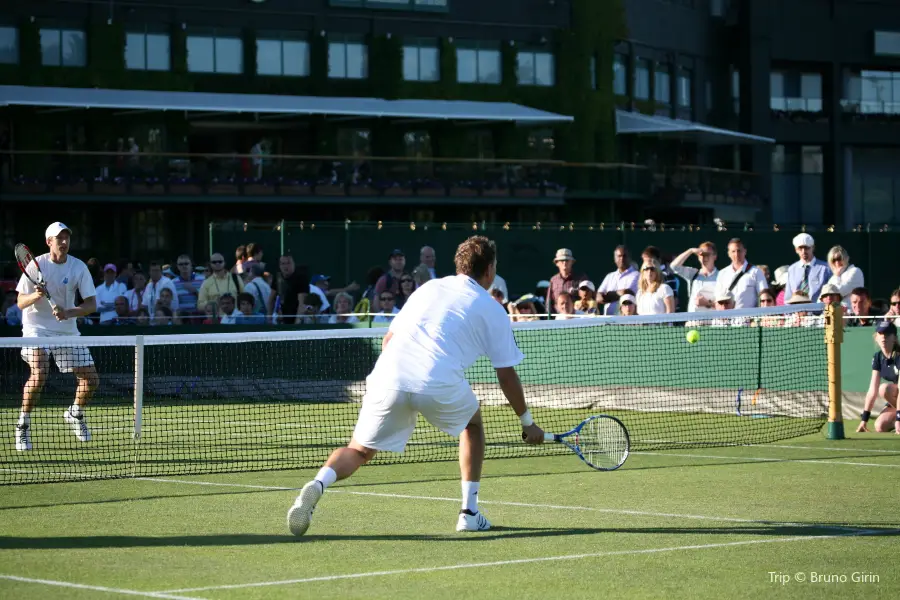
[373,249,406,299]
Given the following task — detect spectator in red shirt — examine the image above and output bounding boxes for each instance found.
[373,249,407,301]
[546,248,587,317]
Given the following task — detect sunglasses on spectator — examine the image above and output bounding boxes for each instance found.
[641,266,657,272]
[380,296,395,301]
[210,260,224,264]
[830,257,843,263]
[892,301,900,306]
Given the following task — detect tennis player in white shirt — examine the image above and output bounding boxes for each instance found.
[287,236,545,535]
[14,222,99,451]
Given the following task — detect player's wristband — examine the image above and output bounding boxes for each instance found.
[519,410,534,427]
[860,410,871,423]
[895,410,900,422]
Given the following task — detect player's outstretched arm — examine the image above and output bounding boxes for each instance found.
[495,366,543,443]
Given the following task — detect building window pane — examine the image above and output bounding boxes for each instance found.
[0,26,16,64]
[874,31,900,57]
[613,54,627,95]
[732,68,740,114]
[40,28,86,67]
[534,52,554,86]
[329,37,367,79]
[517,52,534,85]
[457,48,476,83]
[635,58,650,100]
[801,146,824,174]
[678,69,692,107]
[283,40,310,76]
[801,73,822,111]
[187,36,215,72]
[655,67,671,104]
[126,32,170,71]
[477,49,501,84]
[215,37,242,74]
[403,40,439,82]
[257,37,310,76]
[256,40,281,75]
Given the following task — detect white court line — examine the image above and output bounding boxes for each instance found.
[0,574,203,600]
[748,444,900,454]
[158,528,900,594]
[134,478,864,531]
[637,451,900,468]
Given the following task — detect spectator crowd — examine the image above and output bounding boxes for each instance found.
[2,234,898,329]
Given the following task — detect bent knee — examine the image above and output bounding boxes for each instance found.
[76,368,100,389]
[348,441,378,463]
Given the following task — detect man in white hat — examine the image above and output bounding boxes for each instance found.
[14,222,99,452]
[546,248,587,317]
[784,233,829,304]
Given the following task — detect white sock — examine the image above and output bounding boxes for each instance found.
[69,404,84,418]
[462,481,480,513]
[314,466,337,490]
[18,412,30,427]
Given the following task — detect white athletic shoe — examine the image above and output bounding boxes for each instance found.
[287,480,324,536]
[64,409,91,442]
[456,510,491,532]
[15,425,32,452]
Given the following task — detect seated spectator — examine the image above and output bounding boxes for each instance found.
[397,274,416,309]
[885,289,900,327]
[636,259,675,315]
[144,262,179,313]
[125,271,149,314]
[710,290,746,327]
[374,249,407,298]
[373,291,400,323]
[234,292,266,324]
[356,266,386,314]
[201,301,218,325]
[153,305,174,326]
[155,287,175,311]
[848,287,876,327]
[756,289,784,328]
[297,293,324,325]
[597,245,638,316]
[309,275,333,314]
[488,273,509,304]
[218,294,240,325]
[490,288,507,308]
[135,307,151,326]
[412,264,433,288]
[574,281,598,315]
[553,291,584,320]
[95,263,127,324]
[783,293,815,327]
[103,296,136,325]
[328,292,360,324]
[244,264,272,316]
[617,294,637,316]
[819,283,843,308]
[509,294,540,322]
[826,245,864,311]
[856,320,900,434]
[772,266,789,305]
[2,289,21,326]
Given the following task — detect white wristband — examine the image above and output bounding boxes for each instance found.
[519,409,534,427]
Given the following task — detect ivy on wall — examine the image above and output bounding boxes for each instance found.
[0,1,629,163]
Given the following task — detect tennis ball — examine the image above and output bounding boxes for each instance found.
[686,329,700,344]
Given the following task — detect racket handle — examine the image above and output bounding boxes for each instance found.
[521,432,559,442]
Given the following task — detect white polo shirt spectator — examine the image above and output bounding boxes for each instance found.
[597,266,639,315]
[367,274,523,395]
[670,244,719,312]
[143,263,179,312]
[824,245,864,311]
[715,262,767,309]
[94,264,127,323]
[244,264,272,315]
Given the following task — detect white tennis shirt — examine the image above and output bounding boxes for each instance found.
[16,253,96,335]
[367,274,525,395]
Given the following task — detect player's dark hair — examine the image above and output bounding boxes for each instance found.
[728,237,745,249]
[455,236,496,280]
[235,245,246,261]
[246,242,262,258]
[614,245,629,260]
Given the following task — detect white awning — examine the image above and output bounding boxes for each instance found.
[0,85,573,124]
[615,110,774,145]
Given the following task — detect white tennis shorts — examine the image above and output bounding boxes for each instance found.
[352,385,480,453]
[20,328,94,374]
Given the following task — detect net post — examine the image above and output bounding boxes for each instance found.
[133,334,145,441]
[824,303,844,440]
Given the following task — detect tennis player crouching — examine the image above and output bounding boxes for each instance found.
[856,320,900,435]
[288,235,545,535]
[15,222,99,451]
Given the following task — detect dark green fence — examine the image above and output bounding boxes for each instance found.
[211,222,900,302]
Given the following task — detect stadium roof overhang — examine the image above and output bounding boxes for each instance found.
[0,85,574,125]
[615,109,775,145]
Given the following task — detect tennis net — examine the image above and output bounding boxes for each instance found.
[0,304,828,484]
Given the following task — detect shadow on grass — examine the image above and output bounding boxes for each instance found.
[1,525,897,549]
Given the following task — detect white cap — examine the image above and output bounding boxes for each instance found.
[619,293,636,304]
[792,233,814,248]
[579,280,596,292]
[45,222,71,239]
[715,289,735,303]
[774,265,790,286]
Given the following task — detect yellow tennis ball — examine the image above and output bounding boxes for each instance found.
[686,329,700,344]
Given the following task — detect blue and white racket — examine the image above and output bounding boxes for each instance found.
[524,415,630,471]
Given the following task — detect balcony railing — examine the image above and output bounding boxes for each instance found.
[840,99,900,117]
[652,166,764,207]
[0,151,651,200]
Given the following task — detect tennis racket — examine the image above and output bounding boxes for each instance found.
[15,243,56,309]
[524,415,630,471]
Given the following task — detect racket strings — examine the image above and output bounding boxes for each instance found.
[579,418,629,469]
[15,245,42,283]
